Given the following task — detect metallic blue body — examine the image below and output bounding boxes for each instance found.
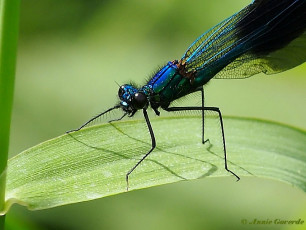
[144,61,191,109]
[118,0,305,115]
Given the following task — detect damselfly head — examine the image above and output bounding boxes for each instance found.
[118,84,148,115]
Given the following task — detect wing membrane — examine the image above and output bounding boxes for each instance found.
[215,32,306,79]
[182,0,306,79]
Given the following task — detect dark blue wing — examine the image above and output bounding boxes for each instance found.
[182,0,306,80]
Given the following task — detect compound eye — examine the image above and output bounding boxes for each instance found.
[118,85,125,99]
[132,92,147,109]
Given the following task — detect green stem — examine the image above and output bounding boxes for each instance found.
[0,0,20,227]
[0,217,4,230]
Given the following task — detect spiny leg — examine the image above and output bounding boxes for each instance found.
[211,107,240,181]
[126,109,156,191]
[192,87,208,144]
[199,87,209,144]
[201,88,205,143]
[108,112,127,123]
[66,105,120,133]
[164,106,240,181]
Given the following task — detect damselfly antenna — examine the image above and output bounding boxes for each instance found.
[114,81,120,87]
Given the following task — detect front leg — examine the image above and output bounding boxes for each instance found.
[126,109,156,190]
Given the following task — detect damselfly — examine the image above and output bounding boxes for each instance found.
[67,0,306,189]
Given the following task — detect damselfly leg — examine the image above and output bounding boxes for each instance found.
[198,87,208,144]
[126,109,156,190]
[164,105,240,181]
[66,105,122,133]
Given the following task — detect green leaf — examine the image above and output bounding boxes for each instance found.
[1,116,305,214]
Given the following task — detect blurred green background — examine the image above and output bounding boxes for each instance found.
[6,0,306,229]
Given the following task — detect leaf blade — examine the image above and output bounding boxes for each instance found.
[2,116,305,214]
